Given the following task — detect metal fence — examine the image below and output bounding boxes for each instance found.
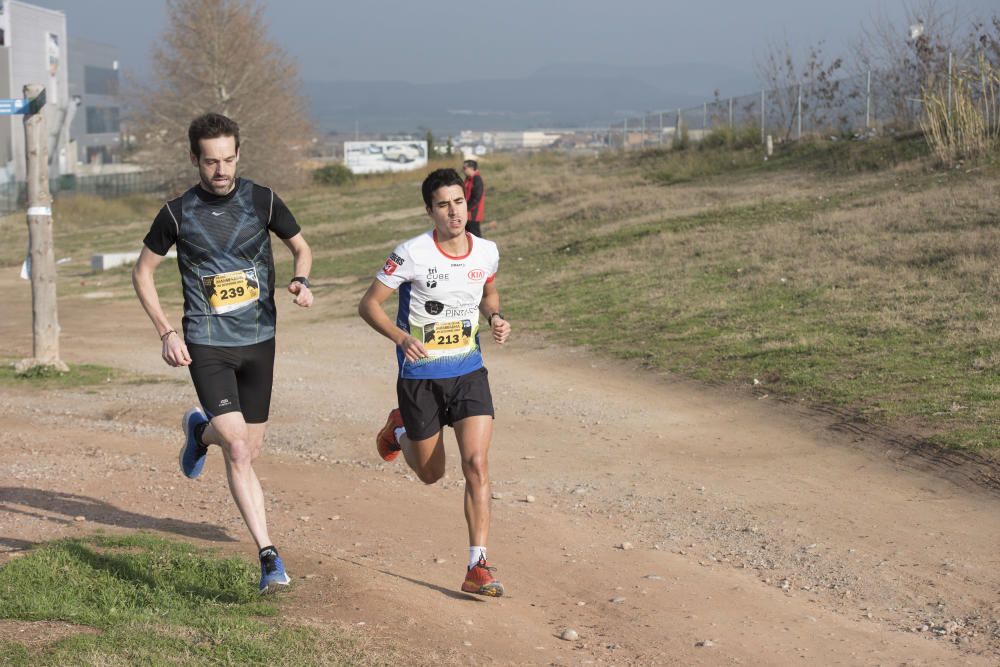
[0,170,166,215]
[607,65,957,150]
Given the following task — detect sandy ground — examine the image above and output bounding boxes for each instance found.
[1,269,998,666]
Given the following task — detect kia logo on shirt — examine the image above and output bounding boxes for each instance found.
[467,269,485,281]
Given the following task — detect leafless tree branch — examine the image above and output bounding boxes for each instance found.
[127,0,313,191]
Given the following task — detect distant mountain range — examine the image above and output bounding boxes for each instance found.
[306,63,758,135]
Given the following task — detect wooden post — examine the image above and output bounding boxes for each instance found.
[760,89,766,145]
[797,83,803,139]
[18,84,66,373]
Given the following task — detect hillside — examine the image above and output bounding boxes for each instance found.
[292,136,999,455]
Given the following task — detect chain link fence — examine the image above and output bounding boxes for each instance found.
[0,170,166,215]
[607,68,937,150]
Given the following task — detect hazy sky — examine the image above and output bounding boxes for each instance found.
[27,0,999,84]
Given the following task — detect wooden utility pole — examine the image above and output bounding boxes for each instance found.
[17,84,66,373]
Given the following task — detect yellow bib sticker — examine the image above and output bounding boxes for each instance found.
[202,268,260,314]
[422,319,473,352]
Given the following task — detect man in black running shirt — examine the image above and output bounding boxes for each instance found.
[132,113,313,593]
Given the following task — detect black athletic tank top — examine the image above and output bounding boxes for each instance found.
[175,178,278,346]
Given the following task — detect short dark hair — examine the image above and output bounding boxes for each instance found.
[188,112,240,157]
[421,168,464,208]
[463,159,478,170]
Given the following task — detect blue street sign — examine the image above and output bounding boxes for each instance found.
[0,90,45,115]
[0,98,28,115]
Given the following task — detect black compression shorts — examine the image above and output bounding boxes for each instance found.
[187,338,275,423]
[396,366,494,441]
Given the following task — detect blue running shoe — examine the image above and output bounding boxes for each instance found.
[179,407,209,479]
[259,547,291,594]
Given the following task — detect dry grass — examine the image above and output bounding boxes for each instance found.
[470,139,999,451]
[0,193,160,269]
[921,54,1000,164]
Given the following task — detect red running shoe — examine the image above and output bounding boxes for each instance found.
[376,409,403,462]
[461,556,505,597]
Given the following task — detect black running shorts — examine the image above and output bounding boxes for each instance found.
[396,366,495,441]
[187,338,275,423]
[465,220,483,238]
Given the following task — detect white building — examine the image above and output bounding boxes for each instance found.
[492,131,561,150]
[68,38,121,168]
[0,0,70,183]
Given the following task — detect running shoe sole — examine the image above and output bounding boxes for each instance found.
[259,553,292,594]
[461,580,505,597]
[259,574,292,595]
[179,407,209,479]
[461,558,505,597]
[376,408,403,462]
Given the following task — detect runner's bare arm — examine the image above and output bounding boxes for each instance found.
[132,246,192,367]
[358,279,429,361]
[281,233,314,308]
[479,280,510,345]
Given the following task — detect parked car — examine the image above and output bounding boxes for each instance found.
[383,144,421,163]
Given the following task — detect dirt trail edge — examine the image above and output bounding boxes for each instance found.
[1,273,998,666]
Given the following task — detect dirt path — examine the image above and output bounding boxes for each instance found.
[1,271,998,666]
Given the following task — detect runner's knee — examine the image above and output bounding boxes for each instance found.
[461,452,488,485]
[224,437,254,466]
[415,464,445,485]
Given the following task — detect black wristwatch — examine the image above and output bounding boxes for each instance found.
[290,276,310,289]
[487,311,505,325]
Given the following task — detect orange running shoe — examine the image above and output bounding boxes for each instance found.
[461,556,505,597]
[376,408,403,462]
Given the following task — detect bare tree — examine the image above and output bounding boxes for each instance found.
[969,14,1000,67]
[852,0,966,130]
[130,0,313,190]
[755,37,845,139]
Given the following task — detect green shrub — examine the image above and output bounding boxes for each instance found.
[671,123,690,151]
[699,127,732,149]
[777,134,928,173]
[700,125,761,150]
[312,163,355,186]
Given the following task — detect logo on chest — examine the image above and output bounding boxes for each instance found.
[425,266,449,289]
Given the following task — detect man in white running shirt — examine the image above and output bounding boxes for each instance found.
[358,168,511,596]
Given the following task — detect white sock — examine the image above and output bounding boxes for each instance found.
[393,426,406,443]
[469,546,486,569]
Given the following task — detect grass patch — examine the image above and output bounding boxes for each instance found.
[0,361,178,390]
[490,144,998,452]
[0,194,161,268]
[770,133,930,174]
[0,533,391,666]
[640,145,765,184]
[0,362,118,389]
[634,133,930,185]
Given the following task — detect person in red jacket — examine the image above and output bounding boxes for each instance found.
[462,159,485,237]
